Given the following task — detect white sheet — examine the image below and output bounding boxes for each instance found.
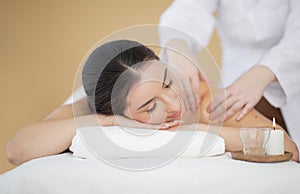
[70,126,225,159]
[1,153,300,194]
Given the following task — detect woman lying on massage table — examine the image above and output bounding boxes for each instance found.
[6,40,299,165]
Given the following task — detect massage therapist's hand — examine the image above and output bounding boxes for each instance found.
[97,114,180,130]
[162,39,202,112]
[208,65,276,122]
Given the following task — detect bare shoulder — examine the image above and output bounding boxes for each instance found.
[198,81,272,128]
[44,96,91,121]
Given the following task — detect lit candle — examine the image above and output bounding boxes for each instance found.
[272,117,276,130]
[266,117,284,155]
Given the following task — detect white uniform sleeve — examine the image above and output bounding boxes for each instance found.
[159,0,218,52]
[259,0,300,107]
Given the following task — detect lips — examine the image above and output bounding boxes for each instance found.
[167,109,182,120]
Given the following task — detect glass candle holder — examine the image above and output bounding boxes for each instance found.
[240,128,271,155]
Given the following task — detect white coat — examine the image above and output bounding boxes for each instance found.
[159,0,300,149]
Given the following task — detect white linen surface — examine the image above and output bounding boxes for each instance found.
[69,126,225,159]
[1,153,300,194]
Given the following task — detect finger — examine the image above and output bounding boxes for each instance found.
[179,80,191,112]
[183,84,198,112]
[208,90,228,113]
[167,122,179,129]
[222,100,245,122]
[159,123,173,130]
[189,78,200,111]
[210,95,237,120]
[236,103,254,121]
[159,124,171,130]
[181,89,190,112]
[159,120,181,130]
[174,69,199,112]
[209,103,226,121]
[174,69,194,112]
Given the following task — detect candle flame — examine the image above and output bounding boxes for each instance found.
[272,117,276,130]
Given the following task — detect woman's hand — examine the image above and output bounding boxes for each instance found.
[208,65,276,122]
[97,114,181,130]
[162,39,202,112]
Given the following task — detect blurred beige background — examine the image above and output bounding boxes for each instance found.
[0,0,221,174]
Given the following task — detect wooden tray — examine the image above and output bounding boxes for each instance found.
[231,151,293,163]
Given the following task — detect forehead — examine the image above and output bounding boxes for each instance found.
[127,60,166,107]
[139,60,166,80]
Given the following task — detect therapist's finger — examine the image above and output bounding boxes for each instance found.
[222,100,245,122]
[210,95,237,120]
[236,103,253,121]
[182,81,192,111]
[190,77,200,111]
[183,78,199,112]
[178,78,191,112]
[207,90,227,113]
[179,74,196,112]
[209,102,226,121]
[219,95,241,121]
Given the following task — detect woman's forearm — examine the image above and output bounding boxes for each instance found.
[6,114,98,166]
[195,124,243,151]
[173,124,244,151]
[6,118,76,165]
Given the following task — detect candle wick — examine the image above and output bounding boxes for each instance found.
[272,117,276,130]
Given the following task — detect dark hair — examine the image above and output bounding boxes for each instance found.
[82,40,159,115]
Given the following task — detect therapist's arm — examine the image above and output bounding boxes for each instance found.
[159,0,218,111]
[162,39,202,112]
[208,0,300,121]
[159,0,218,50]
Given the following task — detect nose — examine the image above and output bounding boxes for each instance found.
[161,89,180,112]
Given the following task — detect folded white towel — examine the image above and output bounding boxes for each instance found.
[70,126,225,159]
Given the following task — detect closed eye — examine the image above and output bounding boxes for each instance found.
[146,101,157,113]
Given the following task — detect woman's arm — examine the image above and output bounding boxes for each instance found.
[176,123,299,162]
[5,97,95,166]
[6,96,179,165]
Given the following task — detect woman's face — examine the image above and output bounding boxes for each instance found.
[124,60,182,124]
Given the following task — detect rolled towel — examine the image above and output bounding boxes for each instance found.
[70,126,225,159]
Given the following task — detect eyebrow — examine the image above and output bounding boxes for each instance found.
[137,68,167,111]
